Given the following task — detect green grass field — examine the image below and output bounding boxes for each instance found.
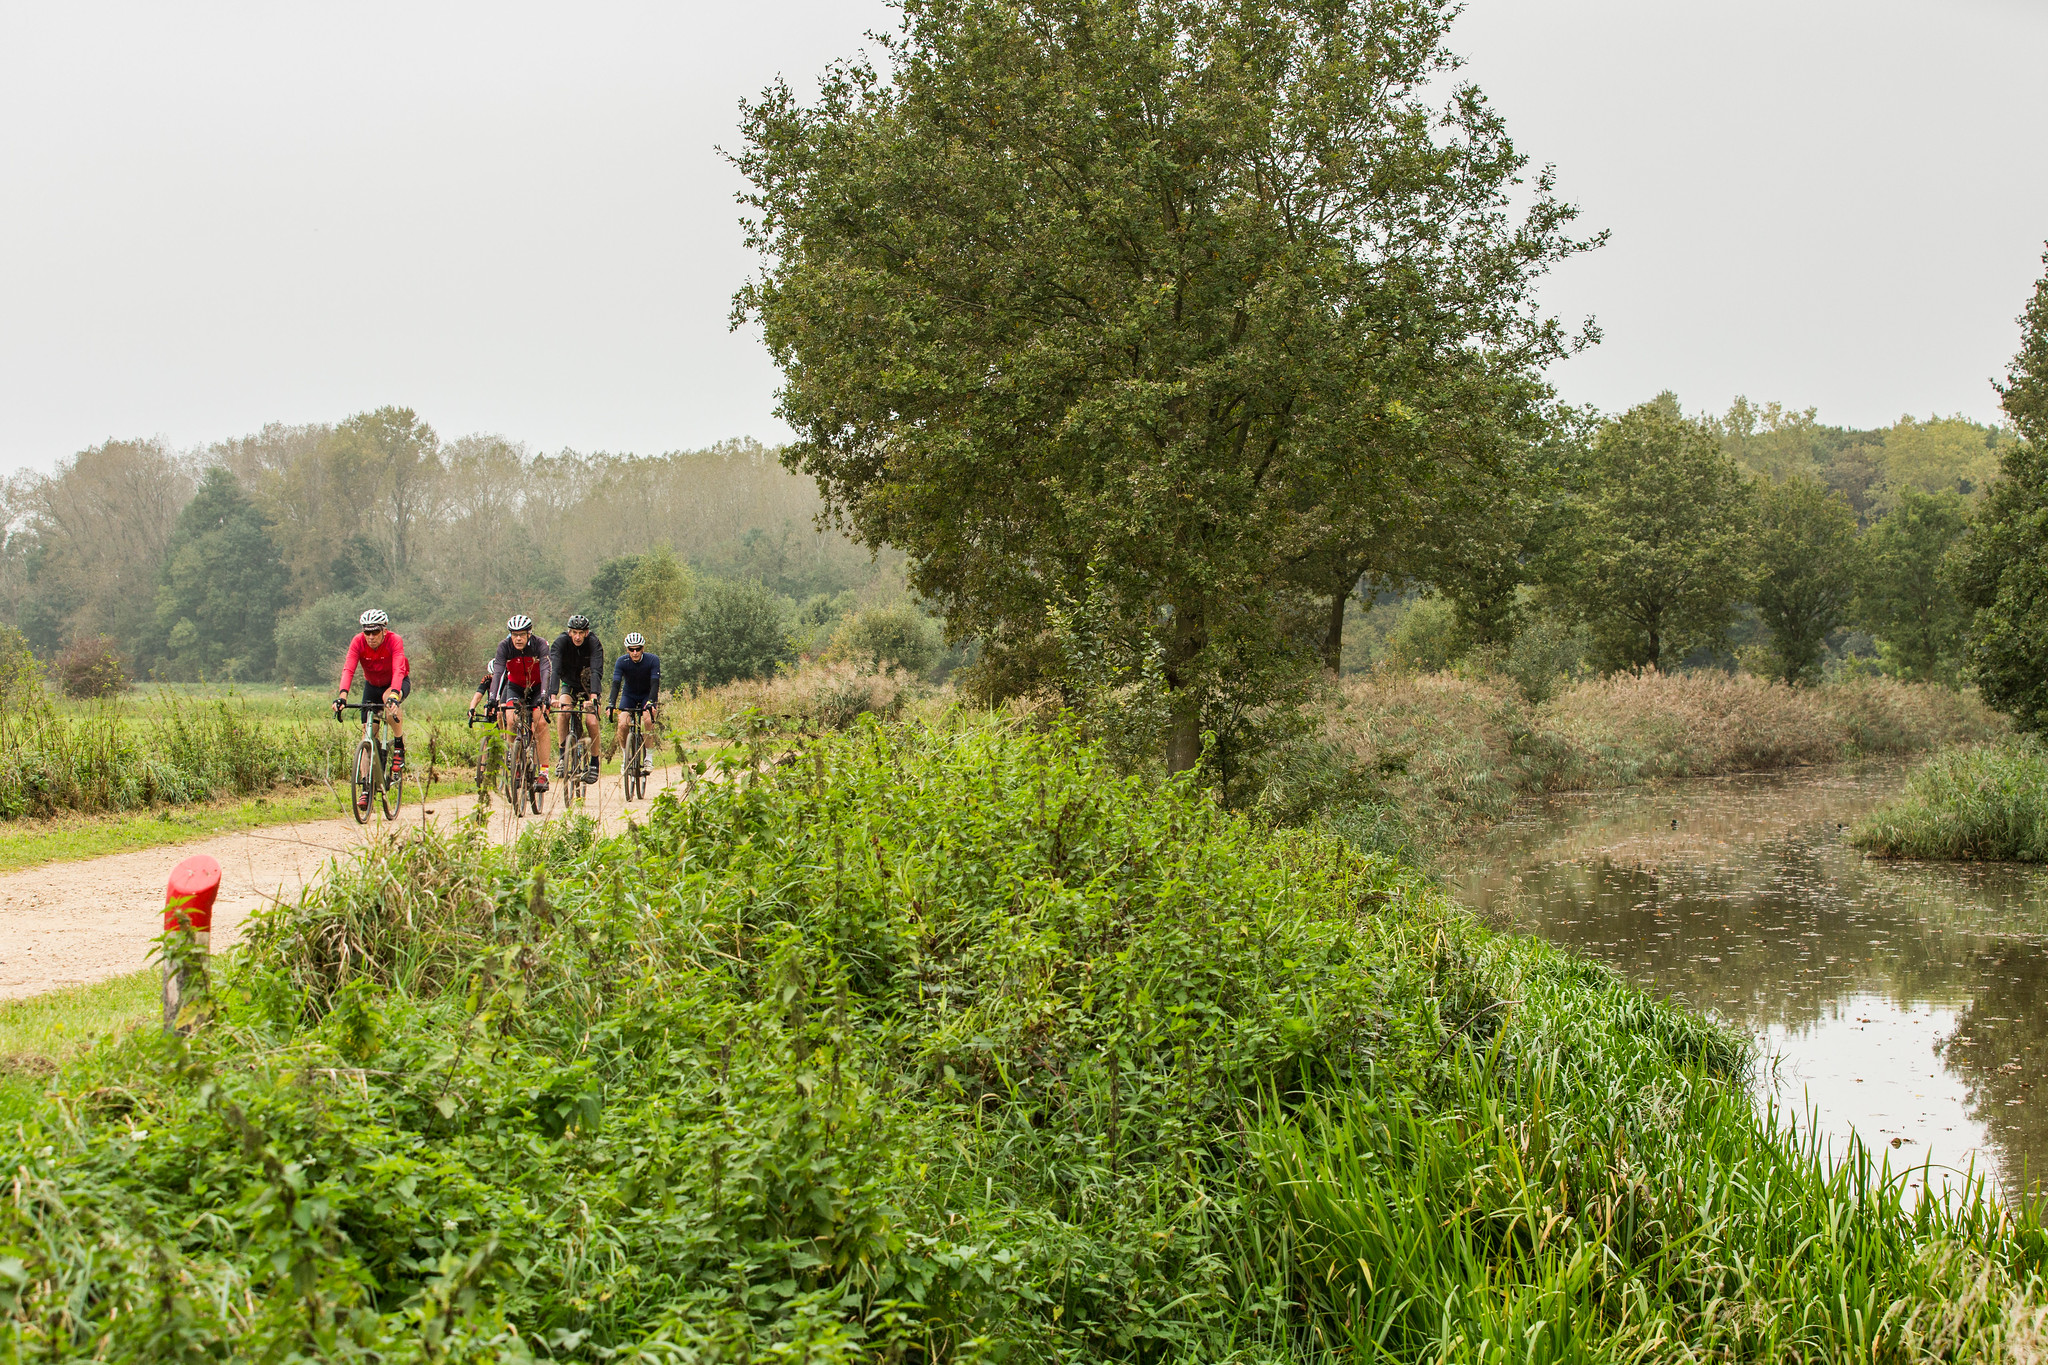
[0,968,158,1124]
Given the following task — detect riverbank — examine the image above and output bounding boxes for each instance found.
[1313,670,2002,853]
[1852,736,2048,861]
[5,718,2042,1359]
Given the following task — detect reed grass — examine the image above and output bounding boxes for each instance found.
[1325,670,2004,848]
[2,717,2040,1360]
[1850,737,2048,861]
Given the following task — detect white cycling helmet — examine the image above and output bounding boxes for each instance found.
[506,614,534,632]
[359,608,389,628]
[623,632,645,648]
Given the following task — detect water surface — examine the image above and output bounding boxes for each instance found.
[1451,764,2048,1201]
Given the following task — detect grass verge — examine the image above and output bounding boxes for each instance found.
[0,968,158,1124]
[0,779,475,872]
[2,717,2041,1360]
[1851,736,2048,860]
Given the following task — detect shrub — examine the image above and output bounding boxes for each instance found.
[826,603,940,676]
[0,624,40,709]
[272,593,369,686]
[51,636,129,698]
[662,577,793,688]
[419,617,478,689]
[1383,593,1464,672]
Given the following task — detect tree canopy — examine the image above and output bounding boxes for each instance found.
[1559,404,1755,674]
[737,0,1592,768]
[1752,476,1861,684]
[1954,247,2048,728]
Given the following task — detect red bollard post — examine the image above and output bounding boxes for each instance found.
[162,854,222,1036]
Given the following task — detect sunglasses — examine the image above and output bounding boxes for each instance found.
[364,626,385,637]
[627,646,644,653]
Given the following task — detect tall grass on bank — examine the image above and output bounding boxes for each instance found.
[1851,736,2048,861]
[3,719,2041,1361]
[1314,670,2003,850]
[0,683,487,819]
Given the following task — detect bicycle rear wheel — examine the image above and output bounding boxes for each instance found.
[350,738,375,825]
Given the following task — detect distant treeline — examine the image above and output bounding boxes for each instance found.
[1702,396,2009,518]
[1329,392,2013,697]
[0,409,900,686]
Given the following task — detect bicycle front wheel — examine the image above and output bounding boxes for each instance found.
[623,732,645,801]
[350,739,375,825]
[380,749,404,819]
[503,734,527,820]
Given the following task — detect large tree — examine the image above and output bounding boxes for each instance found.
[1753,475,1862,684]
[1560,403,1755,673]
[155,467,290,679]
[1854,489,1968,682]
[736,0,1592,769]
[1954,246,2048,728]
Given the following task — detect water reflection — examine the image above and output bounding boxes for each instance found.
[1452,765,2048,1200]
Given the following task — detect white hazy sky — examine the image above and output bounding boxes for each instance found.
[2,1,2043,473]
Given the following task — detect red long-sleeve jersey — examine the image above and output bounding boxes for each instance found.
[338,630,409,692]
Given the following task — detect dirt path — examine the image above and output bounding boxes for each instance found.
[0,760,695,1002]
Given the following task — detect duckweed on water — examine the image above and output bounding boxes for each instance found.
[2,718,2042,1360]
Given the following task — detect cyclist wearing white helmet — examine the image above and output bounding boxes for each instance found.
[483,614,556,791]
[334,608,411,780]
[608,630,661,773]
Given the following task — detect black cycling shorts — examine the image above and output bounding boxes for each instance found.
[499,681,545,710]
[362,676,412,707]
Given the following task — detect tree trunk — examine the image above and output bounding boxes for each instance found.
[1166,709,1204,774]
[1320,589,1347,674]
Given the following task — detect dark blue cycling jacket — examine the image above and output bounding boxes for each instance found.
[610,650,661,708]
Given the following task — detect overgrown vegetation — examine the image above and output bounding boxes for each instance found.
[1851,736,2048,861]
[1269,670,2002,855]
[0,680,487,820]
[3,720,2041,1360]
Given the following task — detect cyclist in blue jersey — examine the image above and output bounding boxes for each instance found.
[609,631,661,775]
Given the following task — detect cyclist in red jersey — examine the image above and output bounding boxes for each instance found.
[333,608,410,775]
[481,614,556,791]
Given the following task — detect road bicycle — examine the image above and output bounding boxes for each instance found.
[611,702,656,801]
[337,700,403,824]
[488,698,546,818]
[555,693,601,809]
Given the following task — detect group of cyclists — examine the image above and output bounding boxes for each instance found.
[333,607,662,800]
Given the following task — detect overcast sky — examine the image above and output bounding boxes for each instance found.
[2,1,2043,472]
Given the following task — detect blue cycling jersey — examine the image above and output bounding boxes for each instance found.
[610,650,661,707]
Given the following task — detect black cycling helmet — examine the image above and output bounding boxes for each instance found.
[567,613,592,631]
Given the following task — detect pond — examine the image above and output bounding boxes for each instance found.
[1451,763,2048,1204]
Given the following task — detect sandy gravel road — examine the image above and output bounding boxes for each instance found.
[0,760,693,1002]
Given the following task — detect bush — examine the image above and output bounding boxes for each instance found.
[418,617,478,689]
[0,624,40,709]
[5,721,2039,1359]
[51,636,129,698]
[272,594,369,686]
[826,603,941,676]
[1383,593,1464,672]
[662,577,794,688]
[1852,736,2048,860]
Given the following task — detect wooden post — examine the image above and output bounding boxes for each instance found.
[162,854,222,1036]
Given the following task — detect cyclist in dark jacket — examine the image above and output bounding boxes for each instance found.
[550,615,606,784]
[487,615,555,791]
[609,631,661,774]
